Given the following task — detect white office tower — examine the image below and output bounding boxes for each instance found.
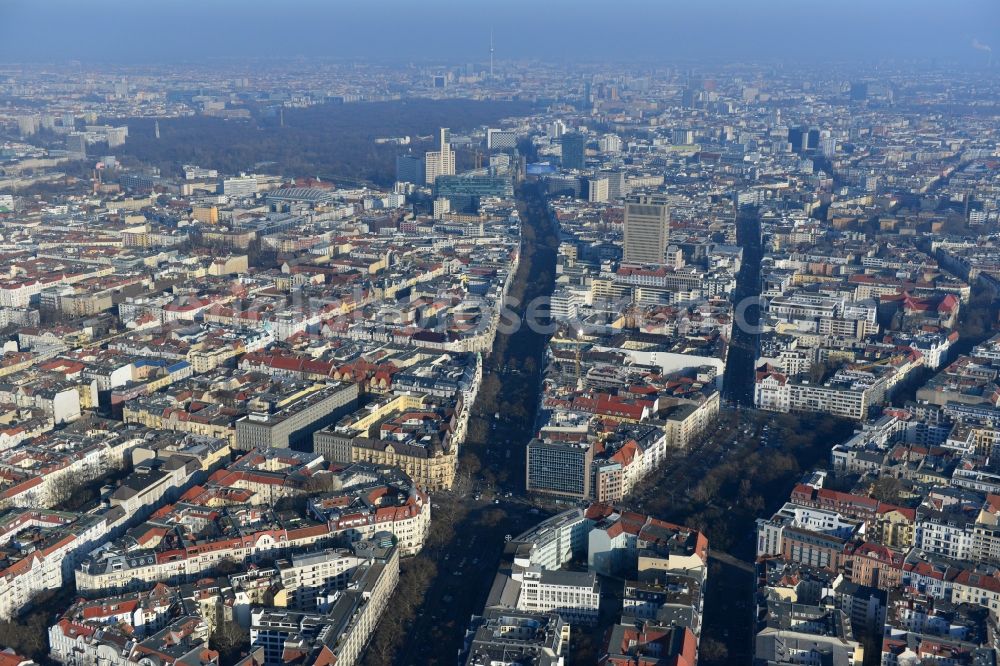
[623,194,670,265]
[587,177,609,203]
[665,245,685,269]
[547,120,566,139]
[17,115,39,136]
[599,134,622,153]
[425,127,456,185]
[820,132,836,158]
[106,126,128,148]
[602,171,628,200]
[223,174,258,198]
[433,197,451,219]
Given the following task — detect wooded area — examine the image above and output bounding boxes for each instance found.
[114,99,537,186]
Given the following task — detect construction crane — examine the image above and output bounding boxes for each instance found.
[552,329,587,381]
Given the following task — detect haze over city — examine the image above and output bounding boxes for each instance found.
[1,0,999,62]
[1,2,1000,666]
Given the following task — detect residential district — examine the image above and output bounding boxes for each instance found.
[0,57,998,666]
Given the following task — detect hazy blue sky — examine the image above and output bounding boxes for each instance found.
[1,0,998,64]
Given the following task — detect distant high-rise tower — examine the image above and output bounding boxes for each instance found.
[789,126,819,154]
[16,115,38,137]
[66,133,87,158]
[424,127,456,185]
[561,133,585,171]
[487,128,517,151]
[788,127,805,153]
[396,153,425,185]
[806,128,820,152]
[154,121,160,139]
[850,81,868,102]
[623,194,670,265]
[489,28,494,79]
[820,132,836,158]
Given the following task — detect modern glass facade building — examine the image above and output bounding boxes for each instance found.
[560,133,585,171]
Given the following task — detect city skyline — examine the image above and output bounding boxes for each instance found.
[2,3,1000,666]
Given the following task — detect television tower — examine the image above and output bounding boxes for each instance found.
[489,29,494,79]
